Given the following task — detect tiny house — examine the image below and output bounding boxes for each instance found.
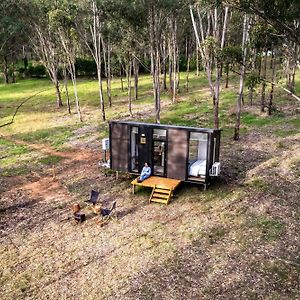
[109,121,221,188]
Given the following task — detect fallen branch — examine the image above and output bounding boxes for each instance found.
[0,88,50,128]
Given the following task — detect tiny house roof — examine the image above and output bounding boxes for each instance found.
[109,121,222,133]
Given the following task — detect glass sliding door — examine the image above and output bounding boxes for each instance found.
[152,129,167,176]
[130,126,139,172]
[188,132,208,181]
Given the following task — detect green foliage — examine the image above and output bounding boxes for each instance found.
[245,73,261,90]
[75,58,97,76]
[221,45,243,65]
[250,23,278,50]
[237,0,300,43]
[27,64,47,78]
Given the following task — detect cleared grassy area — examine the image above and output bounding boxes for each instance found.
[0,70,299,299]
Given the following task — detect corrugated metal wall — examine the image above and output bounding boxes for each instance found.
[111,123,129,172]
[167,128,188,180]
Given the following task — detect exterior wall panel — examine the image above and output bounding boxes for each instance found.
[111,123,129,172]
[167,129,188,180]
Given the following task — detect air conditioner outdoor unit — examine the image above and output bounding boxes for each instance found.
[102,138,110,151]
[210,162,221,176]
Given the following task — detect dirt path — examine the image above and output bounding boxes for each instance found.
[1,136,102,211]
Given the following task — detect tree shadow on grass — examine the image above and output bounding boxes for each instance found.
[122,229,299,300]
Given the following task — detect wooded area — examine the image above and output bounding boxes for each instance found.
[1,0,299,138]
[0,1,300,299]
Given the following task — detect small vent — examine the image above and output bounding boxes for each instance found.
[210,162,221,176]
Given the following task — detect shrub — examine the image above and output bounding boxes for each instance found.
[27,64,47,78]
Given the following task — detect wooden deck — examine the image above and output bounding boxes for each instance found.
[131,176,181,191]
[131,176,181,204]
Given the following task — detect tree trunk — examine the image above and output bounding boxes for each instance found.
[225,63,229,88]
[154,47,161,123]
[290,65,296,93]
[176,43,180,92]
[53,72,63,108]
[213,93,219,129]
[196,42,199,76]
[107,41,112,107]
[234,14,249,141]
[120,64,124,92]
[260,49,268,112]
[171,19,177,103]
[63,67,71,114]
[97,65,105,121]
[268,49,276,115]
[249,87,253,106]
[3,56,9,84]
[162,37,167,90]
[270,49,274,69]
[190,4,229,129]
[69,64,82,122]
[126,59,133,117]
[133,57,139,100]
[168,38,173,92]
[12,61,15,83]
[149,6,161,123]
[186,55,190,92]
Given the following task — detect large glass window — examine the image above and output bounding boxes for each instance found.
[152,129,167,176]
[130,127,139,172]
[188,132,208,179]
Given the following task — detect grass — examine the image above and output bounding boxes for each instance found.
[246,176,267,190]
[0,138,29,165]
[1,165,31,177]
[0,70,299,299]
[249,215,285,242]
[13,125,78,150]
[38,155,64,165]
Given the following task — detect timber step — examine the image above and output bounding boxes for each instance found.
[149,185,173,205]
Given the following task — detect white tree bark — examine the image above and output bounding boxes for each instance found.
[234,14,250,140]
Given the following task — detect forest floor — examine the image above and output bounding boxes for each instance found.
[0,72,300,299]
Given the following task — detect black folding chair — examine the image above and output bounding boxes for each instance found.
[85,190,101,214]
[86,190,100,205]
[99,201,117,225]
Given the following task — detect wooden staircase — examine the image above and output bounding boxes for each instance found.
[149,185,173,205]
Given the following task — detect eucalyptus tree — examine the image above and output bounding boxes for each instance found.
[190,0,230,129]
[26,0,64,107]
[143,0,185,122]
[75,0,108,121]
[250,23,275,112]
[232,0,300,93]
[48,3,83,122]
[233,14,250,141]
[0,0,28,84]
[231,0,300,44]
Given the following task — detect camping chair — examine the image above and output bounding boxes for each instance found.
[72,203,86,223]
[98,201,117,226]
[86,190,100,205]
[85,190,101,214]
